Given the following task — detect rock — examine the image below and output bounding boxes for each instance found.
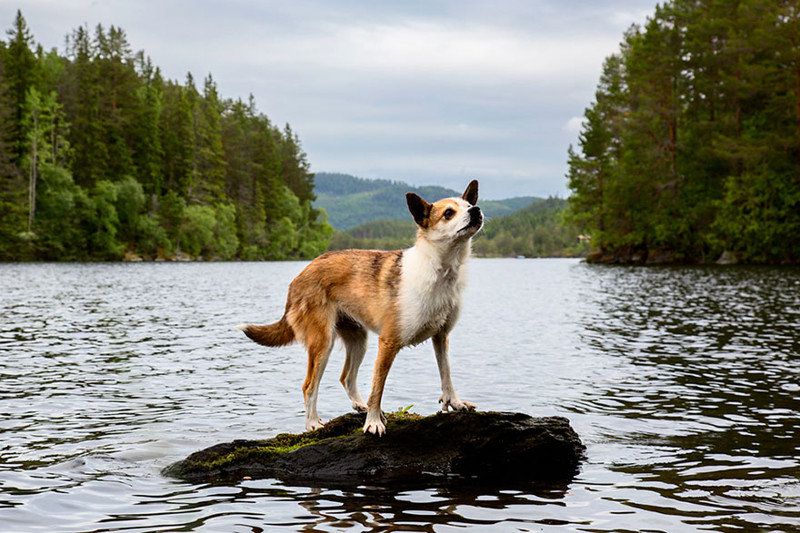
[645,248,677,265]
[163,411,586,485]
[717,250,738,265]
[123,250,143,262]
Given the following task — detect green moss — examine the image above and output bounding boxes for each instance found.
[188,410,423,473]
[385,410,423,423]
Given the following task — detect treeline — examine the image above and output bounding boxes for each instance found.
[329,197,589,258]
[567,0,800,264]
[328,219,417,251]
[473,197,589,258]
[0,11,331,261]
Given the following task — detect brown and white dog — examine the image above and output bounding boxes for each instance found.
[237,180,483,435]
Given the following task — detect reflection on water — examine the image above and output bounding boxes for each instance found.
[1,260,799,532]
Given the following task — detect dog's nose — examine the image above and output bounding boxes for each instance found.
[468,206,483,226]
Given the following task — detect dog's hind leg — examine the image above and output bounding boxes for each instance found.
[336,317,368,412]
[301,319,334,431]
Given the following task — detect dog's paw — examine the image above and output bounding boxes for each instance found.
[363,411,386,436]
[305,418,324,431]
[352,401,368,413]
[439,395,477,412]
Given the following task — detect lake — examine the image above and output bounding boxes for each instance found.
[1,259,798,532]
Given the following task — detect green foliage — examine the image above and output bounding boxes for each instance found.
[567,0,800,264]
[0,12,332,261]
[157,189,185,252]
[32,163,88,260]
[86,179,124,259]
[112,175,146,244]
[181,203,239,259]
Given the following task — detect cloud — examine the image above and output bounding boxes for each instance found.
[11,0,659,198]
[563,116,587,134]
[209,18,619,91]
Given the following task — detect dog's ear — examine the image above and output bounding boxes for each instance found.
[462,180,479,206]
[406,193,432,228]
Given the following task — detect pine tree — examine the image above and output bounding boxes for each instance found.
[64,25,106,187]
[131,53,164,197]
[566,52,627,249]
[160,78,194,197]
[4,10,38,163]
[95,24,137,179]
[0,42,27,258]
[191,74,226,203]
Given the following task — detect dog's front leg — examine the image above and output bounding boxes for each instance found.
[433,332,476,412]
[363,337,400,436]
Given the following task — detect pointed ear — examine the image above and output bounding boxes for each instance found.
[462,180,479,205]
[406,193,432,228]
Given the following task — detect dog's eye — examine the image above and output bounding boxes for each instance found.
[443,208,456,220]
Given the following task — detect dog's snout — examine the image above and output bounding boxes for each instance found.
[468,206,483,228]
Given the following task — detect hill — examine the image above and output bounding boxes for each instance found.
[314,173,537,230]
[328,196,590,258]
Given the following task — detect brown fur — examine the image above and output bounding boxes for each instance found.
[239,316,295,346]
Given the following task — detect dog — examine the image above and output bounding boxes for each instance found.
[237,180,483,436]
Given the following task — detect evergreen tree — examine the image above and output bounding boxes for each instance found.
[0,40,26,258]
[94,24,137,180]
[191,74,226,203]
[160,78,194,197]
[64,25,106,187]
[4,10,38,163]
[130,53,164,197]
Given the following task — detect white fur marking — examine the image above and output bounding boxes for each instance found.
[398,199,472,345]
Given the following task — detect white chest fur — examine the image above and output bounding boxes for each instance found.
[397,241,469,345]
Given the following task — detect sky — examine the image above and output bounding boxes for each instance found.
[3,1,659,200]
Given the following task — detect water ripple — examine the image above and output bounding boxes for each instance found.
[1,260,799,531]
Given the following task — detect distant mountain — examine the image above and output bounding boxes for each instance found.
[327,196,589,258]
[314,172,539,230]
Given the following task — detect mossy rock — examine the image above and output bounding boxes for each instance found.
[163,411,585,485]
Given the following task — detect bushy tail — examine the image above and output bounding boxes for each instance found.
[236,317,295,347]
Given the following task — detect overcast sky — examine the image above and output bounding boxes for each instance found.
[4,1,658,199]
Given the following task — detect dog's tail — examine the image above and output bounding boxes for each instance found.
[236,316,295,347]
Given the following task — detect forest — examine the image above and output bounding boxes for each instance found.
[0,11,332,261]
[567,0,800,264]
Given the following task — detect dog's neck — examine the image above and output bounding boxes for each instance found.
[411,233,471,276]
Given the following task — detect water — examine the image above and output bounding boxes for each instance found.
[1,259,798,532]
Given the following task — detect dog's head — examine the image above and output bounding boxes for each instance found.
[406,180,483,244]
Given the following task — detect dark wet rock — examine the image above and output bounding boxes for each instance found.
[163,411,586,485]
[716,251,738,265]
[586,245,683,265]
[645,248,678,265]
